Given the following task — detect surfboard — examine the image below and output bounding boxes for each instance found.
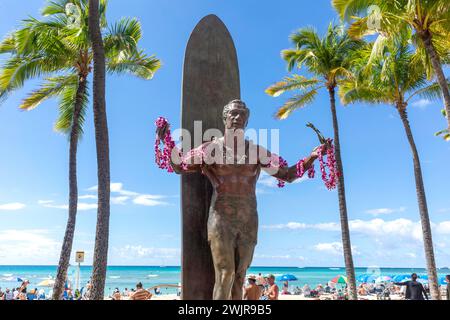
[181,14,240,300]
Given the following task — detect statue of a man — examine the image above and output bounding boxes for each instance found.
[157,99,326,300]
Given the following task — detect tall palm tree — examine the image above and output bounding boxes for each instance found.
[88,0,109,300]
[339,39,446,300]
[0,0,160,300]
[332,0,450,134]
[266,24,362,299]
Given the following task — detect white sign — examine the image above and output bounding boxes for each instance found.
[75,251,85,263]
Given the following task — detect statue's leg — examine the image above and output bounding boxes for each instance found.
[232,198,258,300]
[209,232,235,300]
[232,241,256,300]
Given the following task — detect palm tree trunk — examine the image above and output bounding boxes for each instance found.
[88,0,111,300]
[397,105,440,300]
[52,75,87,300]
[418,30,450,130]
[328,87,357,300]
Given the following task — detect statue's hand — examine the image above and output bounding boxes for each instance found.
[311,141,331,158]
[156,122,169,142]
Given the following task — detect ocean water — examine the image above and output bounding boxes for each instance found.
[1,265,449,297]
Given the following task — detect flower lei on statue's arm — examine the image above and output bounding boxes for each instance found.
[155,117,205,173]
[263,122,339,190]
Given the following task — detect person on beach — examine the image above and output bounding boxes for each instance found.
[394,273,428,300]
[446,275,450,300]
[243,275,261,300]
[13,288,19,299]
[264,274,279,300]
[112,288,121,300]
[281,281,291,295]
[130,282,152,300]
[19,279,29,293]
[5,288,13,300]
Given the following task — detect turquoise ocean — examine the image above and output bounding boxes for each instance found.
[1,266,449,296]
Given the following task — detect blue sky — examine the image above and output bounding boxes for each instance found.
[0,0,449,268]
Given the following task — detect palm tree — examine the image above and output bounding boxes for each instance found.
[332,0,450,134]
[266,24,362,299]
[339,38,446,300]
[0,0,160,300]
[88,0,109,300]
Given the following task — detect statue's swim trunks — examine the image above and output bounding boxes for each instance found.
[207,193,258,246]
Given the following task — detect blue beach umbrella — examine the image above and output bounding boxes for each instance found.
[375,276,393,283]
[357,274,368,282]
[278,274,298,282]
[438,276,448,285]
[393,274,410,282]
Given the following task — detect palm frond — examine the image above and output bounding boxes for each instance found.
[332,0,375,21]
[265,75,321,97]
[0,35,16,55]
[20,74,78,110]
[274,88,319,120]
[408,80,450,102]
[106,50,160,79]
[104,17,142,56]
[54,78,89,137]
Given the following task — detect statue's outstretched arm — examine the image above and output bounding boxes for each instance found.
[259,145,318,183]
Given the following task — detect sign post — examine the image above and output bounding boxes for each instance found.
[75,251,85,290]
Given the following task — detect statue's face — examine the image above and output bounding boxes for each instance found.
[225,104,248,130]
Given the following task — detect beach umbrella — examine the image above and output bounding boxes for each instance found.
[438,276,448,285]
[357,274,369,282]
[417,278,428,284]
[277,274,297,282]
[393,274,410,282]
[38,279,55,287]
[375,276,392,283]
[330,275,347,284]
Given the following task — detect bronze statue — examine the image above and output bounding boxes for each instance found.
[157,99,326,300]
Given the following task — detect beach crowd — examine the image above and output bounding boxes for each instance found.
[1,273,449,300]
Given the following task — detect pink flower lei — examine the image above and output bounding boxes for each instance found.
[264,139,339,190]
[155,117,205,172]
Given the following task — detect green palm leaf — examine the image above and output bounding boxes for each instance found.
[107,50,161,80]
[265,75,320,97]
[54,78,89,136]
[274,89,318,120]
[20,75,78,110]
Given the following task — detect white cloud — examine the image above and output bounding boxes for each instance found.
[133,195,169,207]
[41,202,97,211]
[314,242,360,256]
[78,195,97,200]
[257,172,308,188]
[436,221,450,234]
[0,202,26,210]
[0,229,61,264]
[38,200,54,205]
[113,245,180,259]
[262,221,339,231]
[314,242,343,255]
[87,182,139,197]
[78,203,98,211]
[412,99,432,109]
[365,207,406,216]
[86,182,168,206]
[111,196,129,205]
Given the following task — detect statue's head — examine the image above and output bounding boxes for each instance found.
[223,99,250,129]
